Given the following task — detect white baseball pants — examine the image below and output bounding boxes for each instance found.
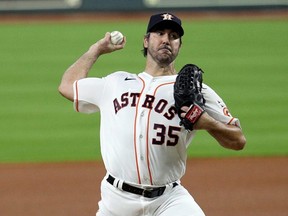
[96,177,205,216]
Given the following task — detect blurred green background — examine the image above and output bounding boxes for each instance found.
[0,17,287,163]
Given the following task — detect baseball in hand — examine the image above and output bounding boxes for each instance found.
[110,31,124,45]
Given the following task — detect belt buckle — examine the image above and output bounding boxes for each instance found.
[142,187,154,198]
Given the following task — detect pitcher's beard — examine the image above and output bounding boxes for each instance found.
[146,45,179,67]
[152,51,177,67]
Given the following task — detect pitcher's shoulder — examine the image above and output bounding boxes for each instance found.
[108,71,137,78]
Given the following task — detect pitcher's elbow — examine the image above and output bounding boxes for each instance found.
[58,84,73,101]
[58,85,64,95]
[234,136,246,150]
[58,84,66,97]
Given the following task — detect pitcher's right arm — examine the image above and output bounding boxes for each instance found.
[58,32,126,101]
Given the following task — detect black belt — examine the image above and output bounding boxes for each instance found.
[106,175,178,198]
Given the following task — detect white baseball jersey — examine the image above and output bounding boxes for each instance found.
[73,71,240,187]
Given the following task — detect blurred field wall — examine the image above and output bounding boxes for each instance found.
[0,0,287,13]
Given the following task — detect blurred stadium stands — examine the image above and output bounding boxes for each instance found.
[0,0,287,13]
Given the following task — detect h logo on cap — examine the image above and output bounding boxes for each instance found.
[161,13,173,21]
[146,12,184,36]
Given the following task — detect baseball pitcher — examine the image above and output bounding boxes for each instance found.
[59,12,246,216]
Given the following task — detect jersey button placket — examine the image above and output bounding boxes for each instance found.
[135,105,147,184]
[138,109,150,184]
[137,79,153,185]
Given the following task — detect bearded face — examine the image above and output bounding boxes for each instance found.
[144,30,181,67]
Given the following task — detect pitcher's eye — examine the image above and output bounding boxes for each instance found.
[153,30,180,40]
[155,31,164,36]
[170,32,180,40]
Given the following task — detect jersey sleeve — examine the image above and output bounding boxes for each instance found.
[73,77,105,114]
[202,84,241,128]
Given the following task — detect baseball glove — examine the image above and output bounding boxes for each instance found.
[174,64,206,131]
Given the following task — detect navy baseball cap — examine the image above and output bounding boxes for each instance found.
[146,13,184,36]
